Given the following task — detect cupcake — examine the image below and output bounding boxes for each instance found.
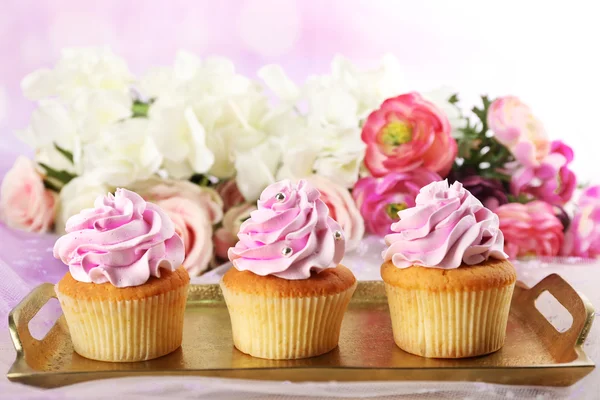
[381,181,516,358]
[53,189,189,362]
[222,179,357,360]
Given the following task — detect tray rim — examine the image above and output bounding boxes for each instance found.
[6,275,596,387]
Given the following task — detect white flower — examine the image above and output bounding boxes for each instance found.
[235,138,282,201]
[423,86,467,138]
[259,62,369,188]
[257,64,299,102]
[19,47,134,176]
[303,78,360,128]
[17,99,81,173]
[313,130,365,188]
[261,54,405,124]
[72,90,132,143]
[138,66,177,100]
[274,122,365,188]
[329,54,405,118]
[34,145,80,175]
[17,91,131,174]
[83,119,162,186]
[139,50,202,99]
[276,146,318,183]
[18,99,76,149]
[22,47,133,101]
[146,52,272,180]
[147,99,214,179]
[56,175,110,234]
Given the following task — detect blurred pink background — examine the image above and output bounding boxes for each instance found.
[1,0,599,180]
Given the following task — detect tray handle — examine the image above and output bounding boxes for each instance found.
[524,273,595,351]
[8,283,58,356]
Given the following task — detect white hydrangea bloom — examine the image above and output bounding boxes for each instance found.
[329,54,405,118]
[19,47,135,177]
[21,47,133,101]
[82,119,162,186]
[16,99,81,174]
[71,90,132,143]
[138,50,202,99]
[234,138,282,201]
[258,56,394,188]
[146,52,273,181]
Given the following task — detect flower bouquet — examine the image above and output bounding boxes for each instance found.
[2,47,598,277]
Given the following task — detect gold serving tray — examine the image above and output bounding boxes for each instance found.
[7,274,595,388]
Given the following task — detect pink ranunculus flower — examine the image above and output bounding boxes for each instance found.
[496,201,564,258]
[214,203,256,260]
[511,140,576,205]
[216,179,245,212]
[561,186,600,258]
[306,175,365,251]
[361,92,457,178]
[488,96,550,168]
[0,156,58,232]
[352,169,441,236]
[131,179,223,276]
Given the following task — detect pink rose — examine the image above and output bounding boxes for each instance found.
[306,175,365,251]
[213,203,256,260]
[132,179,223,276]
[561,186,600,258]
[496,201,564,258]
[0,156,58,232]
[511,140,576,205]
[488,96,550,167]
[216,180,245,212]
[352,169,441,236]
[362,92,457,178]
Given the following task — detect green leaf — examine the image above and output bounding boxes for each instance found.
[190,173,217,187]
[481,95,492,109]
[43,179,61,192]
[577,181,590,189]
[452,94,519,182]
[132,100,151,118]
[38,163,77,185]
[448,93,459,105]
[507,193,534,204]
[54,143,74,163]
[480,169,511,182]
[471,94,494,134]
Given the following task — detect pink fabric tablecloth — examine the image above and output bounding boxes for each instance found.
[0,234,598,399]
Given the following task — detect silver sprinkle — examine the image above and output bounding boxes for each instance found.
[281,246,293,257]
[334,230,343,240]
[275,192,286,202]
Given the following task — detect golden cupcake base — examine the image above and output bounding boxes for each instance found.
[55,267,190,362]
[220,265,357,360]
[381,260,517,358]
[385,284,514,358]
[56,285,189,362]
[221,283,356,359]
[7,275,595,388]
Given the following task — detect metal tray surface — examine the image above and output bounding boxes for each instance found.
[7,274,595,388]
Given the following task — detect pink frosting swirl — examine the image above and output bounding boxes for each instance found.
[228,179,345,279]
[53,188,185,287]
[383,181,508,269]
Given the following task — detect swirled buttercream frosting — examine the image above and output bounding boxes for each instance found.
[54,188,185,287]
[228,179,345,279]
[383,180,508,269]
